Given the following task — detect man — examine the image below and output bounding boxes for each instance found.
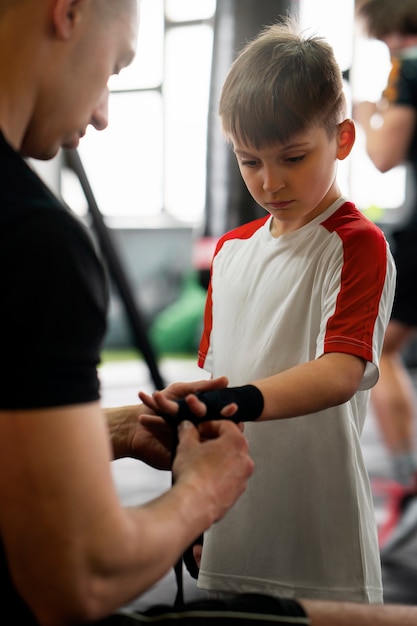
[0,1,255,623]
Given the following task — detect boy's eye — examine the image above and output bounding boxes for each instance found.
[240,158,258,167]
[286,155,305,163]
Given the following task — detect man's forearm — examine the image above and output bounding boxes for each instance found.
[301,599,417,626]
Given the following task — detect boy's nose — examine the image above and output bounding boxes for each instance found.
[263,168,285,193]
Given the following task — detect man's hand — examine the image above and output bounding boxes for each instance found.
[106,376,236,468]
[173,419,255,524]
[105,404,174,469]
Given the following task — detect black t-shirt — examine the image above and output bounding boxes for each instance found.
[0,132,108,622]
[0,134,108,407]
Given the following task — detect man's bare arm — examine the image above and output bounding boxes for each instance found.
[301,599,417,626]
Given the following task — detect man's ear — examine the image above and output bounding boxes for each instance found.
[52,0,85,39]
[336,118,356,161]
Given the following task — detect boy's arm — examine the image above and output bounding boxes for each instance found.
[140,352,366,424]
[253,352,366,421]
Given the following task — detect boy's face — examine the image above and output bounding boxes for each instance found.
[232,121,354,237]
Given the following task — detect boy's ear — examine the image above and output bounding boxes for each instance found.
[336,118,355,161]
[52,0,85,39]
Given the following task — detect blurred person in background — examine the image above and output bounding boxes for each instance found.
[353,0,417,547]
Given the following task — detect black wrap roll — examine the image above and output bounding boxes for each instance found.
[161,385,264,428]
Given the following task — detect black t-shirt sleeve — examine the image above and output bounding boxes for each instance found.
[0,207,108,408]
[394,58,417,108]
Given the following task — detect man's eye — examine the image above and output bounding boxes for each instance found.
[241,159,258,167]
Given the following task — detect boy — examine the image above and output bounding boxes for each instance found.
[143,20,396,603]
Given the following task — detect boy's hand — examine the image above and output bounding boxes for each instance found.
[138,376,239,428]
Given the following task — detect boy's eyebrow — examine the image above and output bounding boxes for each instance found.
[233,141,312,156]
[233,148,255,156]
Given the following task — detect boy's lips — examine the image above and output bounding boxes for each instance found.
[267,200,294,209]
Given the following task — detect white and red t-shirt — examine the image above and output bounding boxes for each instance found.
[197,197,396,603]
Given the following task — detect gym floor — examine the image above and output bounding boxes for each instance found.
[99,357,417,610]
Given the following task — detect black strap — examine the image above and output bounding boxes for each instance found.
[161,385,264,429]
[166,385,264,605]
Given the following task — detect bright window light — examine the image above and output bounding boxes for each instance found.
[61,0,406,226]
[61,0,214,225]
[109,0,164,91]
[78,93,163,220]
[164,25,213,222]
[299,0,405,216]
[350,22,405,213]
[165,0,216,22]
[299,0,354,71]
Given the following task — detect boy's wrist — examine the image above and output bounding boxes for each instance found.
[168,385,264,427]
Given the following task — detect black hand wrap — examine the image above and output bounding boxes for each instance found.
[161,385,264,429]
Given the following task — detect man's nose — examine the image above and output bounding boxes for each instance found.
[91,88,109,132]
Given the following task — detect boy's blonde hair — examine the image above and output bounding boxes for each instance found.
[219,19,346,149]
